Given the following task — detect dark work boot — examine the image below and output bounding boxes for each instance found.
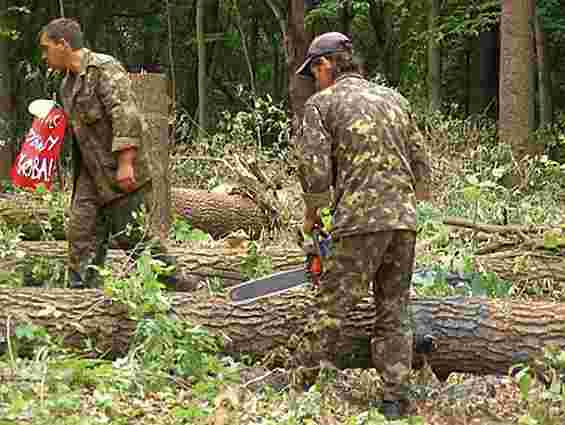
[382,400,402,420]
[68,270,86,290]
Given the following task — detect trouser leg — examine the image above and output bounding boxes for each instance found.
[105,182,176,285]
[371,230,416,404]
[293,234,378,368]
[67,168,109,288]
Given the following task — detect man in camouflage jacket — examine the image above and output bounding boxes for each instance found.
[293,32,432,419]
[39,18,173,289]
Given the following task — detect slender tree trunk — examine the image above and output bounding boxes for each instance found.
[367,0,399,85]
[499,0,537,161]
[196,0,207,141]
[339,0,352,36]
[534,9,553,127]
[427,0,441,112]
[287,0,315,138]
[2,289,565,379]
[0,0,15,183]
[235,0,256,95]
[478,28,499,117]
[262,0,287,103]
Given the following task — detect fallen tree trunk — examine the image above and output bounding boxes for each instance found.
[4,241,305,289]
[0,186,278,241]
[1,288,563,379]
[171,188,268,239]
[8,237,565,296]
[0,192,68,240]
[442,216,565,295]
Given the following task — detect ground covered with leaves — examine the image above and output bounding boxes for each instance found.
[3,106,565,424]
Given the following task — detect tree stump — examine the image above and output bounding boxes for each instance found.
[130,72,172,243]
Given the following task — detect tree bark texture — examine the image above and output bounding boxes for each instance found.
[0,187,272,241]
[1,288,564,379]
[5,241,305,289]
[478,28,499,117]
[171,188,270,239]
[534,8,553,127]
[286,0,315,138]
[499,0,537,160]
[0,193,68,241]
[0,0,15,183]
[197,0,207,141]
[8,232,565,297]
[427,0,441,112]
[130,73,172,241]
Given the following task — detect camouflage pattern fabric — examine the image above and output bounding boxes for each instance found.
[293,72,430,406]
[293,231,416,402]
[60,49,151,205]
[67,168,171,287]
[293,73,431,238]
[60,49,170,286]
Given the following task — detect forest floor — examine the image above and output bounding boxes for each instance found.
[2,136,565,424]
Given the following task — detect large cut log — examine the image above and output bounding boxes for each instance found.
[171,188,269,239]
[0,192,68,240]
[0,186,277,241]
[3,241,305,289]
[0,288,564,379]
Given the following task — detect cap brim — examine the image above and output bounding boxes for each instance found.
[296,57,314,79]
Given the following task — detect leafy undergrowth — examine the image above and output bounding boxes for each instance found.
[4,111,565,423]
[2,251,565,425]
[3,333,565,424]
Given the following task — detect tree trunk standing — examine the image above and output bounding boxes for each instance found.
[129,74,172,242]
[286,0,315,138]
[2,289,565,378]
[367,0,400,86]
[339,0,352,37]
[0,0,15,184]
[196,0,207,142]
[427,0,441,112]
[262,0,287,103]
[499,0,538,163]
[478,28,499,117]
[534,9,553,128]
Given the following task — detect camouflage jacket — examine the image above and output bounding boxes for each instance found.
[60,49,151,205]
[294,73,431,237]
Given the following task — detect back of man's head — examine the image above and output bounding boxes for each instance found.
[40,18,83,49]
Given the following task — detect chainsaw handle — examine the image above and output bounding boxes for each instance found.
[311,227,321,256]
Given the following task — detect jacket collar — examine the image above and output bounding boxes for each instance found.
[335,72,365,83]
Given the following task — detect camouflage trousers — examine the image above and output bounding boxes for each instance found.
[294,230,416,402]
[67,168,173,287]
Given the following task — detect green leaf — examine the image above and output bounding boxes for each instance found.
[462,186,481,202]
[466,174,479,186]
[543,230,565,250]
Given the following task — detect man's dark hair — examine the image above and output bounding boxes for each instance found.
[327,51,364,78]
[39,18,83,49]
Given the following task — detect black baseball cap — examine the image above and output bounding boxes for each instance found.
[296,32,353,79]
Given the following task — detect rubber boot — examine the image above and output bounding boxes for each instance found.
[68,270,86,290]
[382,400,402,419]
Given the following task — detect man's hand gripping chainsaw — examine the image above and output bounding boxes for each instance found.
[302,225,332,289]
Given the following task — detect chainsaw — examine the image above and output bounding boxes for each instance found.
[228,225,332,305]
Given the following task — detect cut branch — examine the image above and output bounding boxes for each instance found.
[443,216,549,234]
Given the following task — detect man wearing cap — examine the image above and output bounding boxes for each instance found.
[293,32,431,419]
[38,17,175,289]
